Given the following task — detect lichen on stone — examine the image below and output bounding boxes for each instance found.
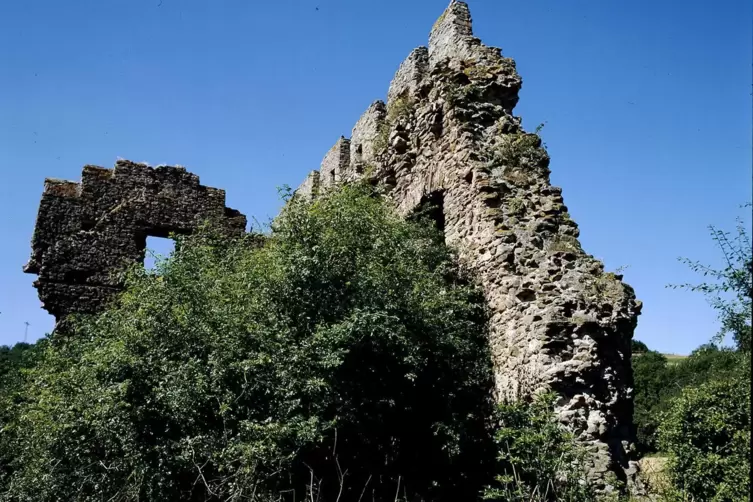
[547,234,584,254]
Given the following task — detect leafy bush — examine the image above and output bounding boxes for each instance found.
[487,123,548,183]
[632,350,670,453]
[483,392,596,502]
[653,203,751,501]
[658,362,750,502]
[632,345,742,454]
[635,204,751,458]
[0,184,495,502]
[0,342,40,386]
[373,121,390,154]
[0,340,45,489]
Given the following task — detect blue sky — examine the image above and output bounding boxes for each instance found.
[0,0,750,354]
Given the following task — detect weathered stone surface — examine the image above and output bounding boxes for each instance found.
[428,0,476,64]
[24,160,246,321]
[320,137,351,188]
[295,0,641,492]
[350,101,387,172]
[387,47,429,107]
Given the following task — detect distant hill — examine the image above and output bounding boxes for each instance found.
[631,351,688,365]
[662,354,688,365]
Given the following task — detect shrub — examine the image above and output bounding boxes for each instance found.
[373,96,414,156]
[590,272,626,302]
[445,82,483,107]
[0,340,46,488]
[483,392,596,502]
[386,96,413,124]
[547,234,582,254]
[0,342,40,385]
[632,350,671,453]
[0,184,495,502]
[632,345,743,455]
[487,124,548,182]
[658,363,750,502]
[372,122,390,154]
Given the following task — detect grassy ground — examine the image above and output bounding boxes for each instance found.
[662,354,688,365]
[638,456,670,497]
[631,352,688,364]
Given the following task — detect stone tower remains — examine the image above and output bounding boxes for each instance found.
[295,0,642,489]
[24,160,246,321]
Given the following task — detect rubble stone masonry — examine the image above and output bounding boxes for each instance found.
[24,160,246,320]
[295,0,642,490]
[23,0,641,492]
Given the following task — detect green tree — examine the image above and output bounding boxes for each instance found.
[669,344,740,389]
[653,204,752,500]
[630,339,649,353]
[0,184,495,502]
[671,203,752,352]
[658,365,750,502]
[0,340,45,489]
[631,350,670,453]
[0,342,44,387]
[631,344,741,454]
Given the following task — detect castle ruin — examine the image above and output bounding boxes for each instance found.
[294,1,642,489]
[24,0,641,492]
[24,161,246,321]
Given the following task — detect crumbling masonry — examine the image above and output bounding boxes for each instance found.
[24,0,641,492]
[24,161,246,320]
[294,1,642,489]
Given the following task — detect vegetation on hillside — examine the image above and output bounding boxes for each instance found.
[632,344,741,454]
[632,203,751,501]
[658,365,750,502]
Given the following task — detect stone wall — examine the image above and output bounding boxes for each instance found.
[321,137,351,186]
[24,160,246,321]
[22,0,642,491]
[295,0,642,491]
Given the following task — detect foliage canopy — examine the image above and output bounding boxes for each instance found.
[0,184,495,502]
[658,365,750,502]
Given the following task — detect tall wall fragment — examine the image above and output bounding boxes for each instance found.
[295,0,642,491]
[24,160,246,321]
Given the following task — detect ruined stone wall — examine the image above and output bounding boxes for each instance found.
[22,0,641,490]
[296,0,642,490]
[24,160,246,321]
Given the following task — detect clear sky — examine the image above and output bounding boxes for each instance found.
[0,0,750,354]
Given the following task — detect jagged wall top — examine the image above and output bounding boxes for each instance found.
[387,47,429,107]
[24,160,246,321]
[428,0,475,64]
[296,1,517,202]
[292,0,641,492]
